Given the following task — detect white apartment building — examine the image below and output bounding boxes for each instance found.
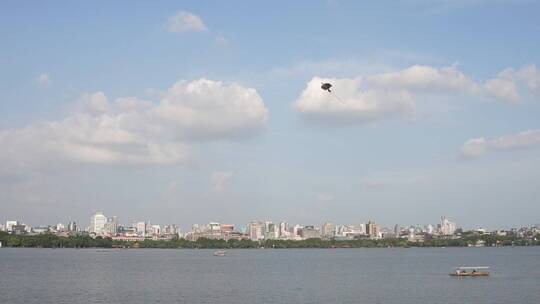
[440,216,457,235]
[90,212,107,235]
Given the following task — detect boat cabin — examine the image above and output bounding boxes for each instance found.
[450,266,490,277]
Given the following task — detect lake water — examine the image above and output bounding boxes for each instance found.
[0,247,538,304]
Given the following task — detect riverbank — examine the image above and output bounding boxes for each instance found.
[1,231,538,249]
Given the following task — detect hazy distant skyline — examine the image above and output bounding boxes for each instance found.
[1,1,539,230]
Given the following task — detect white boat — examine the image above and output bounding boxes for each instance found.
[450,266,490,277]
[213,250,226,257]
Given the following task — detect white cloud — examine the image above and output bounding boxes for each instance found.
[483,78,519,103]
[365,64,521,103]
[166,11,207,33]
[518,65,540,96]
[293,76,415,124]
[294,64,535,124]
[154,79,268,139]
[460,138,487,157]
[366,64,480,93]
[460,129,540,158]
[499,65,540,97]
[0,79,267,167]
[35,73,50,86]
[211,171,234,192]
[75,92,109,115]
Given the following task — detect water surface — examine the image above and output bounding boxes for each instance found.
[0,247,538,304]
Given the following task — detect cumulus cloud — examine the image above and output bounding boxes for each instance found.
[294,64,534,124]
[166,11,207,33]
[35,73,50,86]
[483,78,519,102]
[362,64,523,103]
[460,138,488,158]
[0,79,267,167]
[366,64,480,93]
[155,79,268,139]
[75,92,109,115]
[460,129,540,158]
[293,76,415,124]
[211,171,234,192]
[518,65,540,96]
[498,65,540,97]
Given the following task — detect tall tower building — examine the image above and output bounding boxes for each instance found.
[6,220,19,232]
[278,222,289,238]
[394,224,401,236]
[136,221,147,237]
[440,216,456,235]
[321,222,334,238]
[248,221,264,241]
[366,220,379,239]
[105,216,119,236]
[90,212,107,235]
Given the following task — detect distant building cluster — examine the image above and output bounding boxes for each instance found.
[88,211,182,241]
[2,213,539,244]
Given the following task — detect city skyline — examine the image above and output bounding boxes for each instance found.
[1,1,540,229]
[0,212,474,239]
[3,210,539,249]
[4,211,539,247]
[1,212,536,234]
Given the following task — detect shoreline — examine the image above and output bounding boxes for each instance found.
[2,231,538,249]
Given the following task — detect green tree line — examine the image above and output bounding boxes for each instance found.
[1,231,538,249]
[0,232,112,248]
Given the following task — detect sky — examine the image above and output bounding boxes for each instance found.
[1,0,539,230]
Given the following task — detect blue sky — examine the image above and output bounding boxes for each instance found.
[1,1,539,230]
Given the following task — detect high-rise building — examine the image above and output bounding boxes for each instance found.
[359,224,366,234]
[336,224,366,238]
[11,224,27,235]
[5,220,18,232]
[248,221,264,241]
[292,224,302,239]
[425,224,434,235]
[220,224,234,233]
[366,220,379,239]
[265,222,278,239]
[440,216,456,235]
[103,216,119,236]
[393,224,400,236]
[209,222,221,234]
[163,224,180,236]
[151,225,161,236]
[90,212,107,235]
[300,226,320,239]
[321,222,334,238]
[136,221,147,237]
[278,222,289,238]
[56,223,65,232]
[68,221,78,232]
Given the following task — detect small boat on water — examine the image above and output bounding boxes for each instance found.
[213,250,226,257]
[450,266,490,277]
